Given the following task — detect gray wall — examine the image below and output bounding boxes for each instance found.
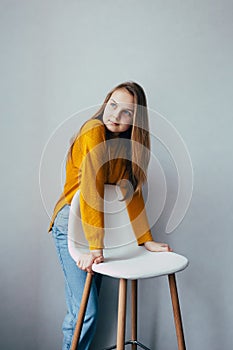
[1,0,232,349]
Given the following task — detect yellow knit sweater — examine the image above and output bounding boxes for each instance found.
[49,119,153,250]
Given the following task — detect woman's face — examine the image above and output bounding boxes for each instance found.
[103,88,135,135]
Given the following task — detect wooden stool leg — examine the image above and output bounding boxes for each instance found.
[131,280,137,350]
[71,272,93,350]
[168,274,186,350]
[117,279,127,350]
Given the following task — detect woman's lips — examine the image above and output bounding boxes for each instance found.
[109,120,119,126]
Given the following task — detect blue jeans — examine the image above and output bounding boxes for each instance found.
[51,205,102,350]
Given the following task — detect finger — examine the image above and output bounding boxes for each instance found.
[160,245,170,252]
[86,266,93,273]
[80,261,86,271]
[162,243,173,251]
[164,244,173,252]
[94,256,104,264]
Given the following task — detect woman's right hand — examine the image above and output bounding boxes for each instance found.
[76,250,104,273]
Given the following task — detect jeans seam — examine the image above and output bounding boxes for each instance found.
[53,228,74,299]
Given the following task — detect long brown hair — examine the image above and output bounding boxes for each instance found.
[91,81,151,193]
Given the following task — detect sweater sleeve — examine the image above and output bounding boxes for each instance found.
[78,121,107,250]
[121,184,153,245]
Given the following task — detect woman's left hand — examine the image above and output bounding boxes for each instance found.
[144,241,173,252]
[76,251,104,273]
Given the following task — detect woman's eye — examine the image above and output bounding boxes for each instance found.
[123,110,132,117]
[110,102,116,108]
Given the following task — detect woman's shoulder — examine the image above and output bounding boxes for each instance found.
[79,118,106,147]
[81,118,105,135]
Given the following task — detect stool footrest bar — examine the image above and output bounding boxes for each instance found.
[102,339,150,350]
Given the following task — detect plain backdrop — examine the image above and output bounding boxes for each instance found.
[0,1,232,349]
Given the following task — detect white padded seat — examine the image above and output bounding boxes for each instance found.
[93,248,188,280]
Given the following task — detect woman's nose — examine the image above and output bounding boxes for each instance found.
[112,110,120,121]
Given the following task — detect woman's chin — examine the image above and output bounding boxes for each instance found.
[105,124,120,134]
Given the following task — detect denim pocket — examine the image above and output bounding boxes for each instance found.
[57,204,70,219]
[52,205,70,238]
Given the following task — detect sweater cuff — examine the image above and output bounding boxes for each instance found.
[87,235,104,251]
[137,231,153,246]
[89,245,104,251]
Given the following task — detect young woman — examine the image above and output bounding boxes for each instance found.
[49,81,172,350]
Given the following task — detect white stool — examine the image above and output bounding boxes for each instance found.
[68,186,188,350]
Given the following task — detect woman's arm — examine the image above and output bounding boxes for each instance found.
[78,121,107,251]
[124,186,172,252]
[124,188,153,244]
[71,121,107,271]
